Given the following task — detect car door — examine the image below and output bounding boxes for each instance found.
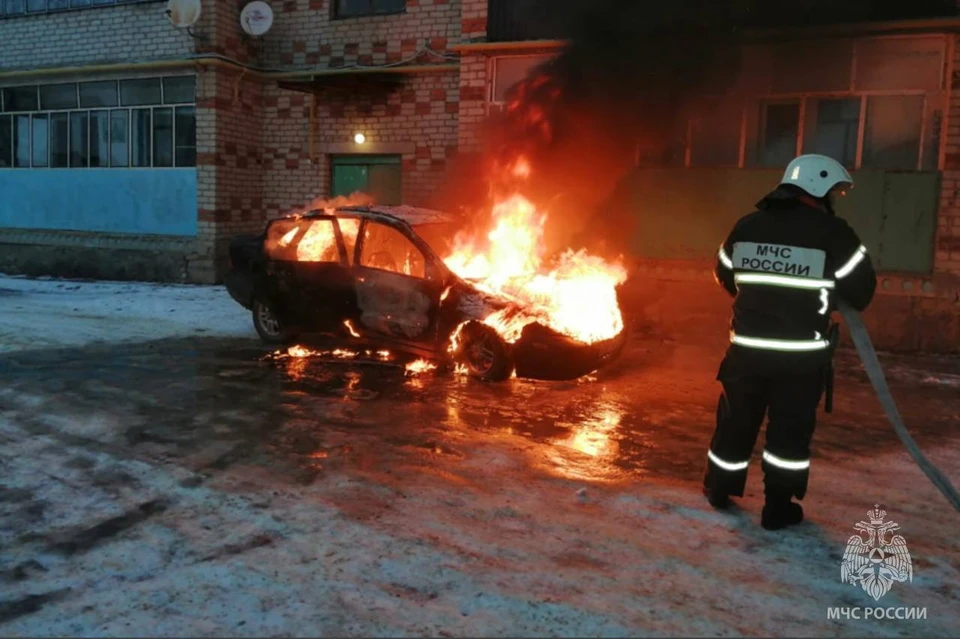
[260,215,354,334]
[351,218,444,348]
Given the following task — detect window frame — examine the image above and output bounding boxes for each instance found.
[489,53,556,105]
[0,0,158,19]
[748,90,935,172]
[332,0,405,20]
[0,75,196,169]
[675,34,947,172]
[356,218,429,280]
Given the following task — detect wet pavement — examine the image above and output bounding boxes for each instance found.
[1,336,958,636]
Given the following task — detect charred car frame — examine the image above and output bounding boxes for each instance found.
[225,205,627,381]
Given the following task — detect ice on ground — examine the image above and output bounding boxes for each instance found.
[0,274,957,636]
[0,274,253,353]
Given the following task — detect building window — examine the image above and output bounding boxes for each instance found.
[745,93,938,171]
[13,115,29,167]
[0,115,10,168]
[50,111,68,167]
[802,98,861,167]
[756,101,800,168]
[0,76,196,168]
[862,95,925,171]
[689,36,945,171]
[31,114,48,167]
[0,0,155,17]
[689,99,743,168]
[334,0,404,19]
[491,54,555,104]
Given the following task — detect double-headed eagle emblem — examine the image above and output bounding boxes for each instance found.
[840,505,913,601]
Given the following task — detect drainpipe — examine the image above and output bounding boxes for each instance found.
[309,93,317,164]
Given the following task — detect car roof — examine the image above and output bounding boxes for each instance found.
[304,205,458,227]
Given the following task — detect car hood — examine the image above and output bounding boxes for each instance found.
[447,276,627,346]
[449,277,519,322]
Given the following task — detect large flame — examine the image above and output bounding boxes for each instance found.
[443,192,628,345]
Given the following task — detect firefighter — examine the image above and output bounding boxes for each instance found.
[703,153,877,530]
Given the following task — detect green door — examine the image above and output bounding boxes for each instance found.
[331,155,402,205]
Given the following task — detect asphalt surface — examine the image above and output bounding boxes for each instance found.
[1,336,958,636]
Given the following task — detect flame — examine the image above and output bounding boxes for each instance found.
[287,345,313,358]
[443,193,627,345]
[279,227,298,247]
[267,192,368,262]
[296,220,339,262]
[344,320,361,338]
[511,157,531,179]
[271,346,389,362]
[405,359,438,375]
[447,322,468,354]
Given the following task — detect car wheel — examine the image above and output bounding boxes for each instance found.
[252,298,292,344]
[456,322,514,382]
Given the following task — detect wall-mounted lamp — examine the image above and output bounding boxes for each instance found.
[354,133,367,145]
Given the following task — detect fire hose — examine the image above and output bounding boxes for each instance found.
[836,299,960,513]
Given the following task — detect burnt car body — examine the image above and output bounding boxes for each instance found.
[224,205,627,381]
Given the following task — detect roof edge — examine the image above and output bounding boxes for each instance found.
[448,17,960,55]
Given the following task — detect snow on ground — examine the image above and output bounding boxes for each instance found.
[0,274,254,353]
[0,274,958,636]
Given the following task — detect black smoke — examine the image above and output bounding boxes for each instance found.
[475,0,958,253]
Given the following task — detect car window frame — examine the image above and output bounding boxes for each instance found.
[263,214,350,266]
[333,214,364,266]
[354,217,435,281]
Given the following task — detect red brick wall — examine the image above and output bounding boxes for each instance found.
[461,0,488,41]
[191,0,469,277]
[259,71,460,218]
[260,0,462,70]
[458,54,488,152]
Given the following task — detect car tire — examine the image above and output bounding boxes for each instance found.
[252,298,293,344]
[455,321,514,382]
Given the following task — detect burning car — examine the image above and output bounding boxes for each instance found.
[225,201,628,382]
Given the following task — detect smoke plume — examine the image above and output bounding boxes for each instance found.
[447,0,957,254]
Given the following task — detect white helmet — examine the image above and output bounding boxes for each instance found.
[780,154,853,198]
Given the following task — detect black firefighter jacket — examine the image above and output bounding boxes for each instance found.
[714,185,877,376]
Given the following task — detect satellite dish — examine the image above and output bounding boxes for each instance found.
[240,1,274,37]
[165,0,201,28]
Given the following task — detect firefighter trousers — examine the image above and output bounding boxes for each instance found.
[703,369,824,501]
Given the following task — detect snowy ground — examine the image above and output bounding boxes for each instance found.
[0,274,253,353]
[0,274,958,637]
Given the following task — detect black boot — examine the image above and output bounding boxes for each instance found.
[761,490,804,530]
[703,485,731,510]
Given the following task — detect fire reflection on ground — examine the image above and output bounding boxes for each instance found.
[265,347,635,484]
[541,404,630,483]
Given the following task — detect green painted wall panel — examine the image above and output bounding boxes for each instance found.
[623,168,938,273]
[331,164,368,198]
[874,172,939,272]
[331,154,402,205]
[832,170,886,259]
[626,168,779,260]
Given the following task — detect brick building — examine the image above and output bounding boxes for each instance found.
[1,1,959,351]
[0,0,475,283]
